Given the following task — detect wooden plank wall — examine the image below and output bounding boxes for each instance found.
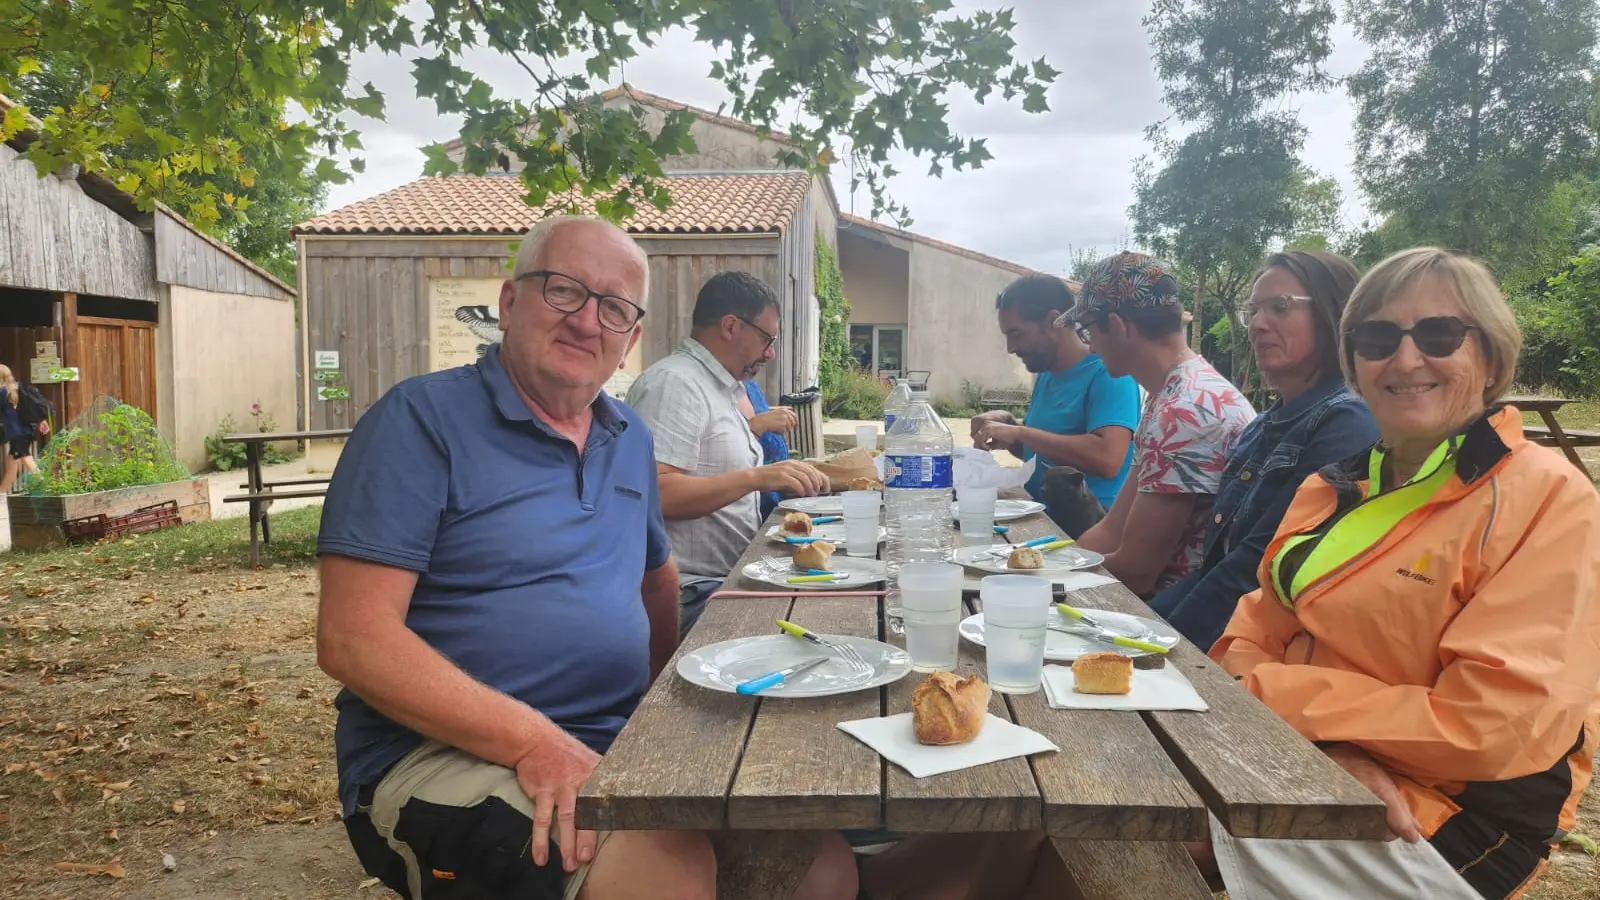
[154,210,293,302]
[301,236,785,430]
[0,144,157,301]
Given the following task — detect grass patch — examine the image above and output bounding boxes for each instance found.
[7,506,322,576]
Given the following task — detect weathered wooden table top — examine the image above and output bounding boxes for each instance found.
[578,499,1386,848]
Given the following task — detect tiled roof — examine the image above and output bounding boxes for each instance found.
[294,171,813,236]
[840,213,1078,288]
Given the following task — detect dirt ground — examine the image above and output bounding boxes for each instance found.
[1,507,1596,900]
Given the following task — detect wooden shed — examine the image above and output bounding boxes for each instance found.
[292,169,836,435]
[0,94,299,472]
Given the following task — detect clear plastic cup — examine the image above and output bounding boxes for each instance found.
[899,562,964,672]
[979,574,1051,694]
[840,490,882,558]
[957,485,998,547]
[855,424,878,450]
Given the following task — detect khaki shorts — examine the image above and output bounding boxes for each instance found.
[362,740,610,900]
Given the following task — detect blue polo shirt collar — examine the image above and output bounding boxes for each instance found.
[479,344,629,441]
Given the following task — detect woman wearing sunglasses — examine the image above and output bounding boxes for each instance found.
[1206,247,1600,899]
[1147,250,1380,652]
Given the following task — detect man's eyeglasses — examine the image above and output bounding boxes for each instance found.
[1236,293,1312,326]
[1346,316,1479,361]
[515,270,646,334]
[738,316,777,351]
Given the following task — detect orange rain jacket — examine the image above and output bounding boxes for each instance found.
[1212,407,1600,900]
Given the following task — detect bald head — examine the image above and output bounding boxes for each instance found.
[513,216,649,301]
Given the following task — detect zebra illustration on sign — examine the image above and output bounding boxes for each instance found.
[454,306,502,358]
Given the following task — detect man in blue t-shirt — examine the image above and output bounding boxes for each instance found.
[971,274,1141,535]
[315,217,857,900]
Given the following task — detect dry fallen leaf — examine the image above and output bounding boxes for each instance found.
[52,787,67,806]
[297,687,313,699]
[359,877,382,889]
[171,799,186,814]
[269,802,296,816]
[104,828,118,842]
[53,859,126,879]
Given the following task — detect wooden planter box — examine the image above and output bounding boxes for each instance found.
[8,479,212,551]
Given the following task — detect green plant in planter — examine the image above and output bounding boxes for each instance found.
[31,399,190,496]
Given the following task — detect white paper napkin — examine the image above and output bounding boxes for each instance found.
[961,569,1120,592]
[1040,663,1210,712]
[837,712,1059,778]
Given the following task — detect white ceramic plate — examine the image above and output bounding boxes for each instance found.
[951,499,1046,522]
[778,496,845,516]
[741,555,888,590]
[765,522,887,545]
[952,543,1106,575]
[958,607,1181,662]
[677,633,911,697]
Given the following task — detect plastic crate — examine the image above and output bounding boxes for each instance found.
[64,500,182,544]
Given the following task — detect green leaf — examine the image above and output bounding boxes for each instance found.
[16,58,42,78]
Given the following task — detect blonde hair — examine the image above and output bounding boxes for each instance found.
[1339,247,1522,403]
[0,365,15,407]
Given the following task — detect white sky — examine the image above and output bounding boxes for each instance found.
[322,0,1372,276]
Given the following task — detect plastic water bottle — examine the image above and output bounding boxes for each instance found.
[883,398,955,625]
[883,381,913,431]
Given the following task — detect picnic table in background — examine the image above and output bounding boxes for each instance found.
[220,428,351,566]
[1506,395,1597,479]
[577,494,1388,900]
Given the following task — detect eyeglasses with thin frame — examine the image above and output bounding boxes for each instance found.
[737,316,777,351]
[1237,293,1312,327]
[515,270,646,334]
[1346,316,1480,361]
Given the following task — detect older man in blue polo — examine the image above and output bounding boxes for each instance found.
[315,217,856,900]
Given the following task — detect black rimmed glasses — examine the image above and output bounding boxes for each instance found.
[516,270,646,333]
[738,316,777,351]
[1346,316,1480,361]
[1237,293,1312,327]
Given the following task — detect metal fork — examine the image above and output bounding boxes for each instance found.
[776,619,872,672]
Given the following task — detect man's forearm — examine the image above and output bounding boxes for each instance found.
[642,559,681,678]
[320,621,562,769]
[1018,427,1120,479]
[658,468,757,520]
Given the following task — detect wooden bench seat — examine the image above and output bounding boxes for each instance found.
[1051,839,1214,899]
[236,476,332,490]
[223,489,331,503]
[1524,426,1600,447]
[980,387,1031,409]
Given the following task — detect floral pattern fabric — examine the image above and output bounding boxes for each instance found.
[1134,356,1257,590]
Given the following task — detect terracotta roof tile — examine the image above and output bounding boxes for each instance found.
[293,171,812,236]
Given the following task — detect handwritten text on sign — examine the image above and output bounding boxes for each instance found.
[428,277,505,372]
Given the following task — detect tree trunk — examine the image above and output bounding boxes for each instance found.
[1190,264,1208,351]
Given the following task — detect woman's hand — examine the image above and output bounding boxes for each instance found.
[749,407,798,436]
[1323,743,1422,843]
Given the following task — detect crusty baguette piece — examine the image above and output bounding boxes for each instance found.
[912,672,991,745]
[792,541,835,571]
[1072,651,1133,695]
[848,476,884,491]
[780,512,814,536]
[1007,546,1044,569]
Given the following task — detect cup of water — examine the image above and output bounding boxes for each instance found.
[899,562,965,672]
[840,490,882,558]
[957,485,998,546]
[854,424,878,451]
[980,574,1051,694]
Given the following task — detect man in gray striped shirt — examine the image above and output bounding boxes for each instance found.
[626,271,829,637]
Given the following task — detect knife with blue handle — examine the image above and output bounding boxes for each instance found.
[736,656,829,695]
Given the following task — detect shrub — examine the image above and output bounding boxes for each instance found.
[822,367,890,420]
[205,403,294,472]
[32,399,190,496]
[1515,251,1600,398]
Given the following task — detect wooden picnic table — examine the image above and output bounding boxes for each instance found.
[1504,395,1597,479]
[220,428,352,566]
[577,495,1389,899]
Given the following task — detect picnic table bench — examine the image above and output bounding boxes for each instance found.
[577,495,1387,899]
[979,387,1031,410]
[1506,395,1596,479]
[219,428,351,566]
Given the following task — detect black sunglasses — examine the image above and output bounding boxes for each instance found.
[1347,316,1479,361]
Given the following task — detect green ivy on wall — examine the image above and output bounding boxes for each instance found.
[816,233,853,396]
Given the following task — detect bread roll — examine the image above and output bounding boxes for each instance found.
[1007,546,1043,569]
[848,476,884,491]
[912,672,991,745]
[1072,652,1133,695]
[781,512,813,536]
[792,541,835,571]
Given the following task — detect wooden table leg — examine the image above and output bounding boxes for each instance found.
[1541,410,1593,477]
[1048,839,1213,900]
[709,831,821,900]
[248,499,261,569]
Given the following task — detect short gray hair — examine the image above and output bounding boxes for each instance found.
[510,215,650,298]
[1340,247,1522,402]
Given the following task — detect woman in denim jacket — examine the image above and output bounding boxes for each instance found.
[1148,250,1379,651]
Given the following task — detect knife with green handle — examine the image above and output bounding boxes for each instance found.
[1054,604,1171,654]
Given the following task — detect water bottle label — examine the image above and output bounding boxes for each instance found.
[884,413,897,430]
[884,454,953,489]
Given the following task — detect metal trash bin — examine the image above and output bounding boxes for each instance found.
[781,386,823,460]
